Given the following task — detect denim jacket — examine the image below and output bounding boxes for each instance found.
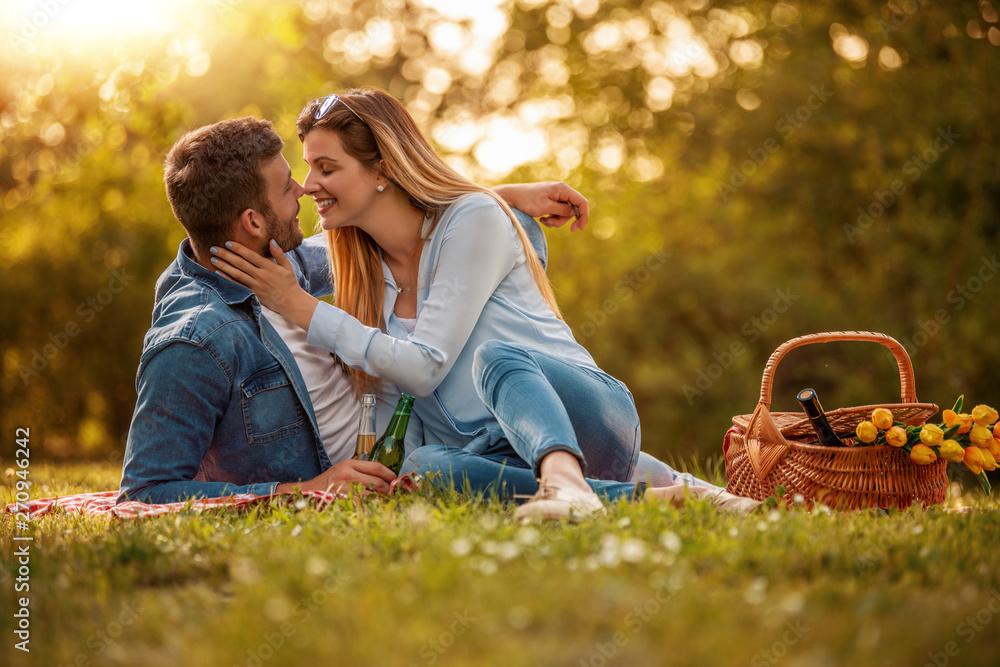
[117,236,334,504]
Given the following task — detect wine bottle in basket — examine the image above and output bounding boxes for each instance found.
[796,388,846,447]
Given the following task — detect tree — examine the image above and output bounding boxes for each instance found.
[1,0,997,462]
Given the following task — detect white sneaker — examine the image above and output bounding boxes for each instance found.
[515,483,607,522]
[649,485,762,515]
[687,486,762,514]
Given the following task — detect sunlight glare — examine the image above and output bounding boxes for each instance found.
[3,0,198,52]
[473,114,546,177]
[417,0,507,24]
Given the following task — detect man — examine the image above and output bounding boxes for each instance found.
[117,116,588,504]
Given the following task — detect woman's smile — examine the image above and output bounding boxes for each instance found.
[314,197,336,215]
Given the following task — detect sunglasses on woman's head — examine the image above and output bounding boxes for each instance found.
[305,94,366,124]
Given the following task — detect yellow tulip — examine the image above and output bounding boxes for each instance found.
[856,421,878,444]
[885,426,907,448]
[982,448,997,472]
[994,421,1000,439]
[963,446,986,475]
[943,409,957,426]
[919,424,944,447]
[989,438,1000,461]
[938,439,965,463]
[910,444,937,465]
[872,408,894,430]
[954,413,974,434]
[971,404,999,427]
[970,426,994,448]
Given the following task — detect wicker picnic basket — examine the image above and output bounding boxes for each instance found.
[724,331,948,510]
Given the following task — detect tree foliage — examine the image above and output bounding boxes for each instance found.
[1,0,998,462]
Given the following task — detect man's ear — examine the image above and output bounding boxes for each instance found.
[235,208,266,241]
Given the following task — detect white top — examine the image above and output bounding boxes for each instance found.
[397,317,417,334]
[260,305,358,464]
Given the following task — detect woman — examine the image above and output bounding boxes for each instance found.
[211,88,757,518]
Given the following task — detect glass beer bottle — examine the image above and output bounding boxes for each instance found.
[353,394,377,460]
[368,393,414,476]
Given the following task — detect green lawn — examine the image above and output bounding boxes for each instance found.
[2,462,999,667]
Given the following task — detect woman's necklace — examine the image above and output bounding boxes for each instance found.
[390,251,416,294]
[389,212,427,294]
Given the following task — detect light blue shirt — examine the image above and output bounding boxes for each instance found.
[306,194,601,454]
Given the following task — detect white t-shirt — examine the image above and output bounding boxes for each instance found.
[261,306,358,464]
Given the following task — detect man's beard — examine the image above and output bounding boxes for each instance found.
[261,204,304,258]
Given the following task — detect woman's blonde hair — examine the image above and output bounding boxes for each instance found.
[297,87,561,398]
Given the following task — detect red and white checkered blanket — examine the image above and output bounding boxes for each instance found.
[4,475,422,520]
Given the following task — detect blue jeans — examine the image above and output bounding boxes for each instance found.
[401,339,641,500]
[472,340,640,480]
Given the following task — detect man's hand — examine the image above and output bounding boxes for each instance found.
[494,181,590,231]
[274,459,397,496]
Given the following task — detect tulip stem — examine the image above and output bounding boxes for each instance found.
[977,471,992,496]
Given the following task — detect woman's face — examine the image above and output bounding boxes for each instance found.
[301,128,380,231]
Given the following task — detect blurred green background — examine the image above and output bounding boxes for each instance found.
[1,0,998,466]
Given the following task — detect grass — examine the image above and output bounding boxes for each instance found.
[2,462,999,667]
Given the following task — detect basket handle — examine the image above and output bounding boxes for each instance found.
[757,331,918,410]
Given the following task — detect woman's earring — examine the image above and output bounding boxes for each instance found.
[376,185,385,192]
